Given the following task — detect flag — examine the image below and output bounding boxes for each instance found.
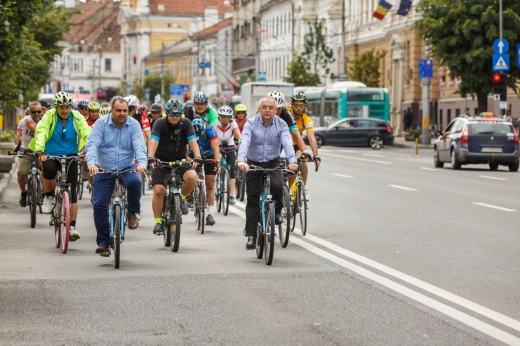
[397,0,412,16]
[373,0,393,20]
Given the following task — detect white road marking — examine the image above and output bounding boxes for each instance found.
[363,153,385,158]
[389,184,417,191]
[478,176,507,181]
[473,203,517,212]
[420,167,442,172]
[333,173,353,178]
[320,153,392,165]
[338,149,358,153]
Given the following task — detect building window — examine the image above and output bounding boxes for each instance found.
[105,58,111,72]
[447,109,452,124]
[455,108,460,116]
[439,110,443,129]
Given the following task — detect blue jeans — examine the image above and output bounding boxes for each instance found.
[93,168,141,247]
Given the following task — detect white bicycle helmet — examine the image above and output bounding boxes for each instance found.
[218,105,234,117]
[266,91,285,108]
[124,95,140,107]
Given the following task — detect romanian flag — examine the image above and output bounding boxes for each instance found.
[397,0,412,16]
[373,0,392,20]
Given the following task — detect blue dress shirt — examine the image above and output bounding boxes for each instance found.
[238,114,297,164]
[86,115,147,170]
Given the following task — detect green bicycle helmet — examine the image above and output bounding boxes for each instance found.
[234,104,247,113]
[88,101,100,110]
[53,91,73,106]
[100,107,111,116]
[291,92,307,103]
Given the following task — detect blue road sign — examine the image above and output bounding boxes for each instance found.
[96,87,103,93]
[145,88,151,102]
[517,44,520,68]
[418,59,433,78]
[144,69,149,76]
[198,62,205,69]
[183,85,190,93]
[492,54,510,72]
[258,71,267,82]
[493,38,509,54]
[204,62,211,68]
[170,84,188,97]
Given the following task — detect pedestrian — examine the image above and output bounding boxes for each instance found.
[403,110,411,131]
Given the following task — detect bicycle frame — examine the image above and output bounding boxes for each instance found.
[109,175,126,243]
[259,173,273,234]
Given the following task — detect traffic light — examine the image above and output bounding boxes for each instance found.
[493,72,508,101]
[133,55,137,64]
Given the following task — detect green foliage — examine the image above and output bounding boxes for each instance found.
[347,49,387,87]
[132,74,175,103]
[0,129,15,142]
[416,0,520,112]
[0,173,4,181]
[303,19,335,84]
[285,55,321,86]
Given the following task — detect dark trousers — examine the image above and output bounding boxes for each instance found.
[42,158,79,203]
[244,158,283,237]
[92,168,141,246]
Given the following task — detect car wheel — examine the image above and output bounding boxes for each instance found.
[489,163,499,171]
[369,136,383,150]
[315,135,324,148]
[509,160,519,172]
[433,147,444,168]
[451,150,461,170]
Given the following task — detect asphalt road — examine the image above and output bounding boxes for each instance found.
[1,145,519,345]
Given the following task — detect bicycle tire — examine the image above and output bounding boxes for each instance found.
[222,168,230,216]
[299,184,308,236]
[279,185,291,248]
[171,194,182,252]
[216,173,222,213]
[37,178,43,214]
[290,183,297,233]
[77,171,84,200]
[198,183,206,234]
[163,194,172,247]
[255,223,264,259]
[61,191,71,254]
[239,169,246,202]
[141,173,146,196]
[264,202,275,265]
[114,205,121,269]
[29,177,37,228]
[54,195,61,248]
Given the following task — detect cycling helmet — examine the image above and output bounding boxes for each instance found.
[291,92,307,103]
[266,91,285,108]
[39,100,50,109]
[218,105,234,117]
[124,95,140,107]
[78,100,89,108]
[193,91,209,103]
[88,101,100,110]
[234,104,247,113]
[100,101,110,108]
[138,104,147,113]
[192,118,206,136]
[53,91,73,106]
[184,100,194,109]
[100,107,111,116]
[25,107,30,115]
[150,102,162,112]
[165,99,183,115]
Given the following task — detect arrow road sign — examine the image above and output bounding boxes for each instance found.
[492,54,510,72]
[493,38,509,54]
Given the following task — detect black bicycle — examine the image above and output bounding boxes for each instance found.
[216,146,238,216]
[9,150,43,228]
[77,161,85,200]
[279,158,291,248]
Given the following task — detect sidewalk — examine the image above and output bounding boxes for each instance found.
[392,136,434,149]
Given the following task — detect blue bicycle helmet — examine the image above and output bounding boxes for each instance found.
[193,91,209,103]
[192,118,206,136]
[78,100,89,108]
[165,99,183,115]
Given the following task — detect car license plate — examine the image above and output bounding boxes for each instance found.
[482,147,502,153]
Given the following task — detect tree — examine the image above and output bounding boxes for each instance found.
[132,73,174,103]
[303,19,335,84]
[347,49,387,87]
[416,0,520,112]
[285,55,321,86]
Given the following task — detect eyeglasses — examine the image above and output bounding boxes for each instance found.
[292,104,306,109]
[220,115,232,119]
[168,112,182,117]
[30,110,42,114]
[61,128,67,139]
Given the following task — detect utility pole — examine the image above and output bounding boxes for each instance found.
[340,0,345,74]
[421,45,431,145]
[255,17,260,81]
[160,42,164,102]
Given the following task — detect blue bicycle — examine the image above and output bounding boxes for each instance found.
[98,168,136,269]
[215,146,238,216]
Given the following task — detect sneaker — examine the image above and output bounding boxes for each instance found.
[304,186,311,201]
[206,214,215,226]
[153,223,164,236]
[229,197,235,206]
[148,182,153,190]
[19,194,27,208]
[69,226,80,241]
[181,200,189,215]
[42,196,55,214]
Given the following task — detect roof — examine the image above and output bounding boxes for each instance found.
[192,18,232,40]
[144,37,194,60]
[64,2,120,51]
[149,0,229,16]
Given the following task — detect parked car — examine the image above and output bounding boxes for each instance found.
[433,115,519,171]
[308,117,394,150]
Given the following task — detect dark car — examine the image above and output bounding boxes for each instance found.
[309,117,394,150]
[433,115,519,171]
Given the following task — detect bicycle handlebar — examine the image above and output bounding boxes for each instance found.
[249,165,294,175]
[153,158,193,168]
[44,154,85,162]
[8,150,36,157]
[97,168,138,175]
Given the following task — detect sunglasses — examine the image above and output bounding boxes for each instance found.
[168,112,182,117]
[220,115,232,119]
[236,112,246,115]
[31,110,42,114]
[78,107,87,110]
[292,104,306,109]
[61,128,67,139]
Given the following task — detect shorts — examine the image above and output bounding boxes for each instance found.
[188,151,217,176]
[222,149,236,179]
[42,157,79,203]
[152,166,194,186]
[17,152,41,176]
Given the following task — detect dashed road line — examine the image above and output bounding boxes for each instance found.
[389,184,417,191]
[478,176,507,181]
[473,203,516,212]
[333,173,353,178]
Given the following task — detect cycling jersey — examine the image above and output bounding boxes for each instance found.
[196,125,219,155]
[86,118,98,127]
[17,115,37,149]
[184,107,218,126]
[216,120,238,146]
[286,107,314,145]
[278,108,298,133]
[133,111,151,131]
[236,118,247,133]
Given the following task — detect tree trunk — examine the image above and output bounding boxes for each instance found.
[476,93,488,114]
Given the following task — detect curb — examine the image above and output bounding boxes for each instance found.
[392,143,434,149]
[0,157,18,202]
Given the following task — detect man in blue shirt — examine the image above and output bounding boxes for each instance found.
[86,97,147,257]
[237,96,298,250]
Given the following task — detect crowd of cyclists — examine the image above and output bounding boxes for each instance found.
[13,88,322,254]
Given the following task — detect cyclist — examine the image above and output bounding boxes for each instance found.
[183,92,218,127]
[125,95,151,147]
[234,103,248,133]
[83,101,102,186]
[86,96,147,256]
[215,106,240,205]
[147,99,201,236]
[148,102,163,129]
[39,100,51,115]
[184,100,194,116]
[100,101,111,108]
[15,101,43,207]
[286,92,321,200]
[78,100,89,120]
[29,91,91,241]
[100,107,111,117]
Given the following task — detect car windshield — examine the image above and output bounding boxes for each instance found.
[467,122,513,135]
[328,119,349,129]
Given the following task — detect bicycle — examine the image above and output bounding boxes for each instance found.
[193,163,206,234]
[97,168,135,269]
[215,146,238,216]
[290,158,308,236]
[77,161,84,200]
[279,158,291,248]
[9,150,43,228]
[153,159,192,252]
[235,160,246,202]
[46,154,84,254]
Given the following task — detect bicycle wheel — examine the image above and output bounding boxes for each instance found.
[198,183,206,234]
[215,173,222,213]
[114,205,121,269]
[290,184,297,233]
[61,191,71,254]
[264,202,275,265]
[170,194,182,252]
[279,185,291,248]
[77,170,84,200]
[239,169,246,202]
[28,177,37,228]
[37,178,43,214]
[163,194,172,247]
[299,183,308,236]
[141,173,146,196]
[222,168,230,216]
[255,223,264,260]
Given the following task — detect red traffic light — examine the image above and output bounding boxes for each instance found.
[493,73,501,82]
[133,55,137,64]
